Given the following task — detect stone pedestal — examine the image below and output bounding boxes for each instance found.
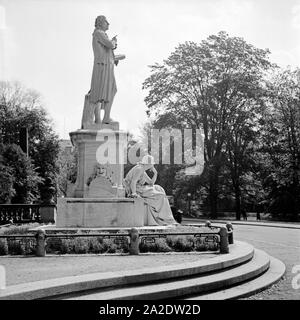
[57,198,145,228]
[70,125,126,198]
[40,205,56,223]
[56,122,147,228]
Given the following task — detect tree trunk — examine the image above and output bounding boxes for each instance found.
[234,184,241,220]
[209,171,219,218]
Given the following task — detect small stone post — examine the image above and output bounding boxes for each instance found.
[226,222,234,244]
[35,229,46,257]
[219,227,229,254]
[129,228,139,255]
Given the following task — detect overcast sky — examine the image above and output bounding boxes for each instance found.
[0,0,300,139]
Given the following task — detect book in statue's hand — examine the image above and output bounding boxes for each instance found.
[114,54,126,61]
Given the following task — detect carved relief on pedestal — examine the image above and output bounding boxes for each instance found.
[86,163,116,198]
[87,163,114,186]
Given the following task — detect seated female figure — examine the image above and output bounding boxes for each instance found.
[123,155,178,226]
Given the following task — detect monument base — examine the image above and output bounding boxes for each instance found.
[57,197,146,228]
[70,128,126,199]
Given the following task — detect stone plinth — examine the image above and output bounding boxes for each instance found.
[40,205,56,223]
[70,127,126,198]
[57,198,145,228]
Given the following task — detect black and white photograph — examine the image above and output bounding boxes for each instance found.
[0,0,299,314]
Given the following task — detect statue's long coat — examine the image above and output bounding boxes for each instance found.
[89,29,117,105]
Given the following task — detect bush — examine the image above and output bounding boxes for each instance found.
[207,242,219,251]
[194,238,219,251]
[155,238,172,252]
[74,238,89,254]
[89,238,105,254]
[7,239,35,255]
[140,240,157,253]
[58,237,121,254]
[46,238,61,253]
[0,223,40,235]
[167,236,194,252]
[103,239,117,253]
[139,238,172,253]
[0,239,8,255]
[59,239,73,254]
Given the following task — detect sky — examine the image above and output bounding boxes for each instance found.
[0,0,300,139]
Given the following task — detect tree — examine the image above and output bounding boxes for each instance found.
[56,143,78,197]
[0,143,42,203]
[0,81,60,203]
[0,161,15,203]
[259,68,300,218]
[224,104,262,219]
[143,31,274,217]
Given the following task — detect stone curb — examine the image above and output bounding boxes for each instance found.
[0,241,253,300]
[187,255,286,300]
[64,248,270,300]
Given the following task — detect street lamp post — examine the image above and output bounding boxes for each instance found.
[187,193,191,216]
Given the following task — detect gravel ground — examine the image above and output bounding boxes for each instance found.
[0,252,216,286]
[241,278,287,300]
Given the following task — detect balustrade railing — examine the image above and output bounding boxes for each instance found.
[0,204,42,224]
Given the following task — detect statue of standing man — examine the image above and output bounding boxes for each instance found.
[82,15,125,128]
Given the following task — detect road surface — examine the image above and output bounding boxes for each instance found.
[183,218,300,299]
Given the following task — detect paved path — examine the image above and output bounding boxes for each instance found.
[183,218,300,299]
[0,252,215,286]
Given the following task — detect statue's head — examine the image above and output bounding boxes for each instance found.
[140,154,155,170]
[95,15,109,30]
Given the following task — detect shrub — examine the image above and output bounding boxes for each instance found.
[155,238,172,252]
[58,237,120,254]
[0,223,41,235]
[194,237,207,251]
[7,239,35,255]
[195,244,208,251]
[167,236,194,252]
[23,239,36,255]
[139,240,157,253]
[139,238,172,253]
[207,242,219,251]
[121,241,129,253]
[113,236,129,252]
[89,238,105,254]
[194,238,219,251]
[0,239,8,255]
[46,238,62,253]
[74,238,89,254]
[7,240,23,255]
[103,239,117,253]
[59,239,73,254]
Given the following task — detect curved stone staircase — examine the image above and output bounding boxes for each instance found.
[0,241,285,300]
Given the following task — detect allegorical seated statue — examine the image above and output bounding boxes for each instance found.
[81,15,125,128]
[123,155,179,226]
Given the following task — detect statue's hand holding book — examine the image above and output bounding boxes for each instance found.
[114,54,126,66]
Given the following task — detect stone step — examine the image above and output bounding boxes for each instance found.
[0,241,253,300]
[186,255,286,300]
[63,249,270,300]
